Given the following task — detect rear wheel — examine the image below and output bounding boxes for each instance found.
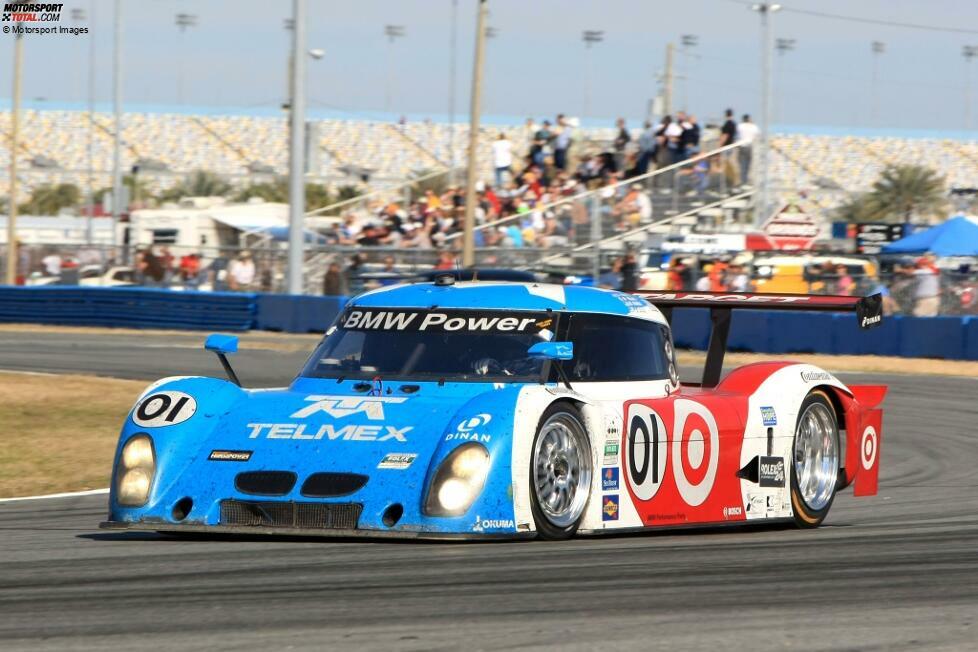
[529,404,593,540]
[790,391,840,528]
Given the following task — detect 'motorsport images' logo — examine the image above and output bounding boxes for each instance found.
[2,3,63,22]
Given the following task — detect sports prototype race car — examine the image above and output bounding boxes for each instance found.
[102,280,885,540]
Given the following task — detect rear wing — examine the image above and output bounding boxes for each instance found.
[633,291,884,387]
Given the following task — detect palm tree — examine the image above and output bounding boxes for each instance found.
[869,165,947,223]
[18,183,81,215]
[158,170,232,203]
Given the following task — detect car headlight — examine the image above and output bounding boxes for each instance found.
[116,434,155,506]
[424,443,490,516]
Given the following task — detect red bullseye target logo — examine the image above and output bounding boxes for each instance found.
[672,399,719,506]
[860,425,878,470]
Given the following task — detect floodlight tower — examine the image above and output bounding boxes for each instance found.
[750,2,781,226]
[384,24,406,114]
[582,30,604,123]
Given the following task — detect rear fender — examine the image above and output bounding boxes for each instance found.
[825,385,886,494]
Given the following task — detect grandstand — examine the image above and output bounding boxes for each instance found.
[2,109,978,208]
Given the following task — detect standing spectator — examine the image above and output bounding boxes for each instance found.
[598,258,623,289]
[736,114,760,185]
[553,114,572,171]
[531,120,553,166]
[662,116,684,164]
[138,248,165,287]
[41,250,62,277]
[682,115,701,159]
[209,251,231,291]
[613,118,631,173]
[912,255,941,317]
[228,251,256,291]
[636,121,656,175]
[719,108,737,147]
[620,251,638,292]
[434,251,456,270]
[323,262,348,296]
[835,264,855,295]
[179,252,201,288]
[728,263,750,292]
[492,133,513,187]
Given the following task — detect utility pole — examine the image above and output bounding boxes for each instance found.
[6,21,24,285]
[964,46,978,130]
[679,34,698,111]
[871,41,885,126]
[582,30,603,123]
[663,43,674,116]
[775,38,795,124]
[174,13,198,106]
[111,0,122,252]
[384,25,405,114]
[448,0,457,184]
[85,1,96,245]
[287,0,306,295]
[750,2,780,226]
[461,0,488,268]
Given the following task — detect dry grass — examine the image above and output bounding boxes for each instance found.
[0,372,146,498]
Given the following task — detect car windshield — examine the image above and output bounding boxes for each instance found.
[301,308,556,382]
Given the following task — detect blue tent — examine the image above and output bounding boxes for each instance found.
[882,216,978,256]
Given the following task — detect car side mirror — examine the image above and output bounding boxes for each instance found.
[204,334,240,386]
[527,341,573,361]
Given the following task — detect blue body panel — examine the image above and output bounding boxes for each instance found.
[109,375,528,536]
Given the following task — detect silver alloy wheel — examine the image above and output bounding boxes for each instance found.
[532,412,592,528]
[793,401,839,511]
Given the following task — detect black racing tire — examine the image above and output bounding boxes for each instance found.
[790,390,840,528]
[528,403,593,540]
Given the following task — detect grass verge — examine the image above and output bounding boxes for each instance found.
[0,372,146,498]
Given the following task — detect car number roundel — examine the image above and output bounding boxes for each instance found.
[132,391,197,427]
[626,405,668,501]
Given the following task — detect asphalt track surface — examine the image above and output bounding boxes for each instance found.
[1,329,977,650]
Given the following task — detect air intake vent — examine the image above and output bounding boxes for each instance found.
[234,471,297,496]
[300,472,368,497]
[220,500,362,530]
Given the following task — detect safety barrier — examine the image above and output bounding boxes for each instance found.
[0,287,257,331]
[0,287,974,359]
[670,308,977,361]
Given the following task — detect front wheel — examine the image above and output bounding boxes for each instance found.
[790,391,840,528]
[529,404,593,540]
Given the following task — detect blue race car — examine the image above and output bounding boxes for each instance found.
[102,280,885,540]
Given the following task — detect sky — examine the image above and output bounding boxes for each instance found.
[1,0,978,133]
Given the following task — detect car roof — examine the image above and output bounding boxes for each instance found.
[350,282,668,324]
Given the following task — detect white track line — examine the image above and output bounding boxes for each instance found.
[0,488,109,503]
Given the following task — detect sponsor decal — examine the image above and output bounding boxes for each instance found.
[446,413,493,442]
[644,512,685,523]
[377,453,417,470]
[860,425,878,471]
[246,423,411,442]
[341,309,551,334]
[746,493,766,514]
[602,440,620,465]
[472,515,515,532]
[208,449,252,462]
[602,495,619,521]
[644,292,811,304]
[671,400,720,507]
[722,506,743,519]
[759,456,786,487]
[760,406,777,427]
[861,314,882,328]
[800,370,832,382]
[291,395,406,420]
[601,468,619,491]
[132,391,197,428]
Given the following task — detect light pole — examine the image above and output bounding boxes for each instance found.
[750,2,780,226]
[448,0,457,183]
[871,41,885,126]
[964,46,978,130]
[286,0,306,295]
[175,13,198,106]
[6,17,24,284]
[111,0,123,253]
[775,37,795,124]
[582,30,604,124]
[680,34,698,111]
[462,0,488,268]
[384,24,405,114]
